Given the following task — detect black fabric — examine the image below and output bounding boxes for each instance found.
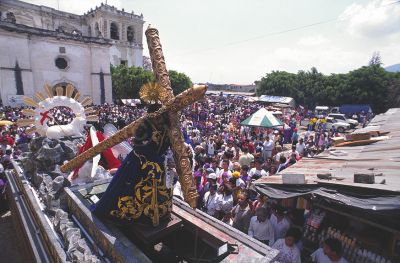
[254,183,400,211]
[14,61,24,95]
[99,71,105,104]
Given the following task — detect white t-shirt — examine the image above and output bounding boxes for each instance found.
[263,140,274,151]
[207,142,215,155]
[216,194,233,213]
[249,168,268,179]
[203,191,221,217]
[311,248,349,263]
[275,151,284,163]
[296,143,306,155]
[270,214,291,240]
[272,238,301,263]
[248,216,275,244]
[235,177,246,188]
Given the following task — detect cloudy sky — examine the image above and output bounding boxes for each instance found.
[25,0,400,84]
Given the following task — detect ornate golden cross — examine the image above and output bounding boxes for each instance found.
[61,26,205,209]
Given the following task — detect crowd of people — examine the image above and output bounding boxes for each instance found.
[0,95,356,262]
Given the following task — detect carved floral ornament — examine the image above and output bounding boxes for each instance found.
[139,82,169,104]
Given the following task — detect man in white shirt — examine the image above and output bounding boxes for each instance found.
[248,207,275,246]
[295,138,306,157]
[249,158,268,180]
[207,138,216,157]
[238,147,254,167]
[262,136,274,161]
[311,238,348,263]
[270,206,291,240]
[202,184,220,217]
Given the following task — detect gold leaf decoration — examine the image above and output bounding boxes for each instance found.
[22,109,36,116]
[23,96,38,108]
[84,107,96,115]
[139,82,168,104]
[80,97,92,107]
[34,92,46,102]
[74,92,81,101]
[17,118,35,127]
[66,84,75,98]
[86,115,99,122]
[44,83,54,98]
[55,86,64,96]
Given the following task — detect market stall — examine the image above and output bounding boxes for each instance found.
[251,108,400,262]
[253,181,400,262]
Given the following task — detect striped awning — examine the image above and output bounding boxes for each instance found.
[241,108,283,128]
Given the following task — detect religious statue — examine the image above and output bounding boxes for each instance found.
[61,26,207,227]
[91,88,175,226]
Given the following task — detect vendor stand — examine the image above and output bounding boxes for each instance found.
[240,107,284,136]
[254,179,400,262]
[241,108,283,128]
[251,108,400,262]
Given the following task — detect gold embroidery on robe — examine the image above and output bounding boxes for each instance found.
[109,154,172,225]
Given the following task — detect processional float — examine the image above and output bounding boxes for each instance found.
[60,26,206,226]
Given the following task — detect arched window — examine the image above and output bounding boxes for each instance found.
[88,25,92,37]
[94,22,101,37]
[110,22,119,40]
[127,26,134,42]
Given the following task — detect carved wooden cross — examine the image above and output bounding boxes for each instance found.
[61,26,204,208]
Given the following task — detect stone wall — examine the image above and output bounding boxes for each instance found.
[0,0,144,68]
[0,23,112,105]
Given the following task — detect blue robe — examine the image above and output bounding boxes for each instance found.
[92,141,172,226]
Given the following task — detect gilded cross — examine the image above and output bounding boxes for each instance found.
[61,26,205,209]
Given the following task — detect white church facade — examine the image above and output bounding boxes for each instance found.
[0,0,144,105]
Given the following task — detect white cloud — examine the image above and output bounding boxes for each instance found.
[340,0,400,38]
[298,35,328,46]
[268,45,365,74]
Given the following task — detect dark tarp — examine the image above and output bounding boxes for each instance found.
[254,183,400,211]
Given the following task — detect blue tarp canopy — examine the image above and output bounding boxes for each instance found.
[340,104,372,114]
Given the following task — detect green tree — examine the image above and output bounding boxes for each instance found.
[345,65,390,113]
[111,65,154,99]
[387,72,400,108]
[111,65,193,99]
[257,71,297,97]
[168,70,193,95]
[369,51,382,66]
[257,64,400,113]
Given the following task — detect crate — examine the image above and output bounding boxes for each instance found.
[354,173,375,184]
[351,133,371,141]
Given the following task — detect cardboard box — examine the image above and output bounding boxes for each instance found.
[282,174,306,184]
[354,173,375,184]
